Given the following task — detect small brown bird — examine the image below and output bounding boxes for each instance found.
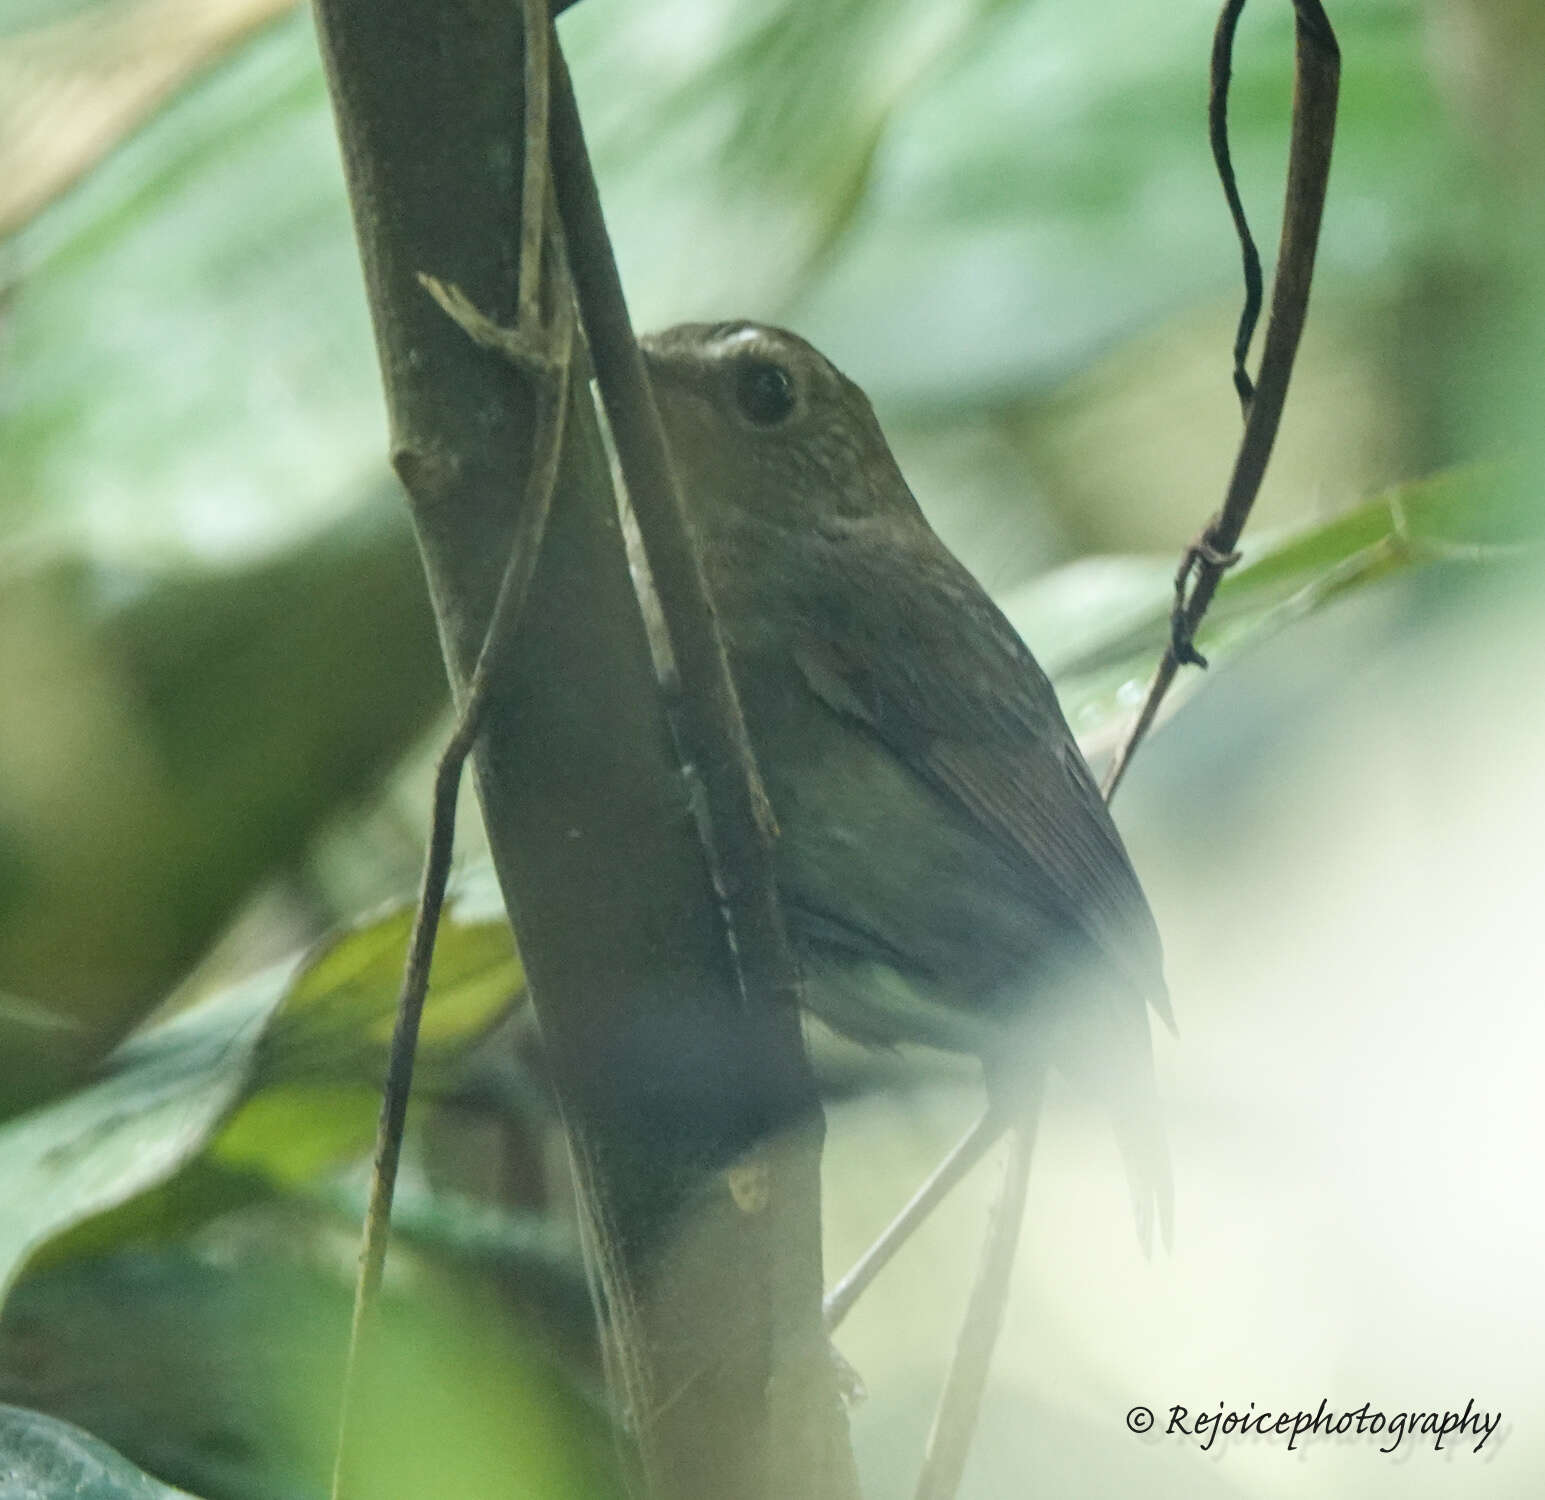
[642,321,1173,1246]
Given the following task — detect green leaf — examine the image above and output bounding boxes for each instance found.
[0,893,520,1299]
[0,966,285,1303]
[255,896,519,1089]
[212,887,524,1186]
[23,1160,279,1277]
[207,1083,385,1190]
[1008,468,1519,757]
[0,1404,198,1499]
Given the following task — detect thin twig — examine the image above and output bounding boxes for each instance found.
[912,1097,1041,1500]
[824,1111,1005,1335]
[900,10,1342,1498]
[330,299,572,1500]
[548,47,802,1016]
[1211,0,1263,414]
[328,7,571,1493]
[1102,0,1340,802]
[517,0,551,330]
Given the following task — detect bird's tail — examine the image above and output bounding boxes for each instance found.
[996,976,1174,1254]
[1110,1057,1174,1256]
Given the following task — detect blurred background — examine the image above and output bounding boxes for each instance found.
[0,0,1542,1496]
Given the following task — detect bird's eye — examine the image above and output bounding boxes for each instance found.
[733,358,797,426]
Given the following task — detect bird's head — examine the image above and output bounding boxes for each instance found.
[641,321,921,536]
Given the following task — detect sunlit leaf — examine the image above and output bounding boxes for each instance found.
[257,898,518,1087]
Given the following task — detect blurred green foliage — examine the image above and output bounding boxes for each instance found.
[0,496,446,1104]
[1,0,1542,1497]
[0,1254,616,1500]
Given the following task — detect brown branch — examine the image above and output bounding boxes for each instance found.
[1103,0,1341,801]
[546,44,855,1500]
[328,5,574,1484]
[313,5,855,1499]
[548,52,802,1017]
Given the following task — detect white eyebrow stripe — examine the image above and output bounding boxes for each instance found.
[716,325,764,353]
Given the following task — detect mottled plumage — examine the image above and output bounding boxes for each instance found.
[643,321,1173,1244]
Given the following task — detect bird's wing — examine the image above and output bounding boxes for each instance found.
[787,526,1171,1025]
[783,523,1174,1248]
